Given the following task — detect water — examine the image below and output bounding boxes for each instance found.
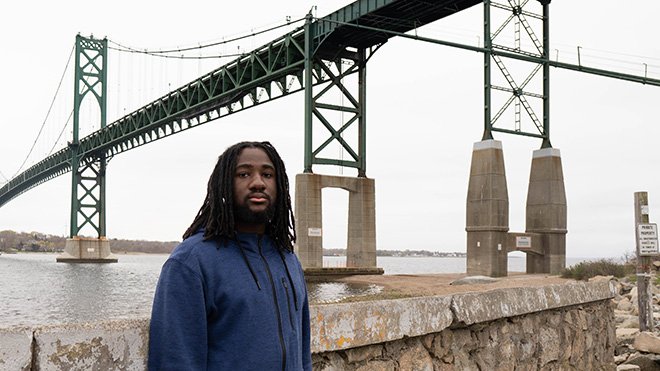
[0,253,588,327]
[0,253,166,327]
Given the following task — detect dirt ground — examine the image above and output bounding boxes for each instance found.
[334,272,574,298]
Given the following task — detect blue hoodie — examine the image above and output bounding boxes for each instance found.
[148,230,312,371]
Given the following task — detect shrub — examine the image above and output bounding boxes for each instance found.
[561,259,635,280]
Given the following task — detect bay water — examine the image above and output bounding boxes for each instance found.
[0,253,588,327]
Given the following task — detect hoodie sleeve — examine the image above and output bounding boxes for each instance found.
[148,259,207,370]
[301,286,312,371]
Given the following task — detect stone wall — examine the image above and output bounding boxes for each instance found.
[0,280,615,370]
[313,300,615,370]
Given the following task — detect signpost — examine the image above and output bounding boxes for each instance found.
[634,192,656,332]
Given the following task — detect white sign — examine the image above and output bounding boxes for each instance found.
[516,236,532,249]
[638,223,659,256]
[308,228,322,237]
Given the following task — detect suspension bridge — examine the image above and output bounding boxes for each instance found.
[1,1,659,274]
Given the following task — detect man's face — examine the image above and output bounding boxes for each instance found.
[233,147,277,229]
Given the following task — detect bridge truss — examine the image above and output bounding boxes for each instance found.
[1,0,659,238]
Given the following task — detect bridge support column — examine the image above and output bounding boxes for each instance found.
[347,177,376,268]
[525,148,567,274]
[295,173,379,271]
[466,140,509,277]
[295,173,323,268]
[57,237,117,263]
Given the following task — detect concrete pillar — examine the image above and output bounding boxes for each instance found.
[466,140,509,277]
[56,237,117,263]
[525,148,567,274]
[294,173,323,268]
[347,177,376,268]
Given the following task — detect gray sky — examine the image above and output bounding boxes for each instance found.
[1,1,659,259]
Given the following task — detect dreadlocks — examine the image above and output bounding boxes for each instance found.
[182,141,296,252]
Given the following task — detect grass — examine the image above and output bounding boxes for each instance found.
[560,258,636,281]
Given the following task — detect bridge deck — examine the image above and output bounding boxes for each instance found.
[316,0,481,55]
[0,0,481,208]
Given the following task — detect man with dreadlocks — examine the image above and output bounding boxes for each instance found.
[148,141,311,371]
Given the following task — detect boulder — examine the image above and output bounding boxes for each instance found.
[619,317,641,329]
[618,298,633,312]
[633,332,660,354]
[617,328,640,339]
[623,352,660,371]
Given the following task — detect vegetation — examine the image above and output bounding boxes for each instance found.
[561,258,636,281]
[0,230,178,254]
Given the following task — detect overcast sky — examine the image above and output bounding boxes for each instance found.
[1,1,659,259]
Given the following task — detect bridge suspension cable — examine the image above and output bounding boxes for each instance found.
[107,16,306,59]
[47,110,74,158]
[8,45,75,180]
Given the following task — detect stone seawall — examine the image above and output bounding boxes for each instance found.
[0,280,615,370]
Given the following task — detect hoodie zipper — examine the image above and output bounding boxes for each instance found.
[258,237,287,371]
[281,277,295,328]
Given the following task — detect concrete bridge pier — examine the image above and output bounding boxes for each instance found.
[56,237,118,263]
[294,173,377,270]
[525,148,567,274]
[466,140,509,277]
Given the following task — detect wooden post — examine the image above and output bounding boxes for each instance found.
[634,191,654,332]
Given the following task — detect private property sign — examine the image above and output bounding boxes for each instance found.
[637,223,659,256]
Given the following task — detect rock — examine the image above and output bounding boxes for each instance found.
[631,287,639,301]
[590,275,614,283]
[633,332,660,354]
[618,298,633,312]
[616,309,633,317]
[449,276,499,285]
[397,341,433,371]
[345,345,383,364]
[617,364,640,370]
[617,328,640,339]
[624,352,660,371]
[615,354,630,364]
[355,360,396,371]
[314,352,347,371]
[616,342,634,357]
[620,317,641,329]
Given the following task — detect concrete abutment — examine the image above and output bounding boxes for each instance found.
[466,140,567,276]
[466,140,510,277]
[56,237,118,263]
[295,173,379,272]
[526,148,567,275]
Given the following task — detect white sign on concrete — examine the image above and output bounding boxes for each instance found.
[516,236,531,249]
[638,223,659,256]
[308,228,322,237]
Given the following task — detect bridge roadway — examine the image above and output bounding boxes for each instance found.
[0,0,480,208]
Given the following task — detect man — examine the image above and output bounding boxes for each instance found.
[148,141,312,371]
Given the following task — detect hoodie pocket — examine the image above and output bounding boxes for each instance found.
[281,277,295,328]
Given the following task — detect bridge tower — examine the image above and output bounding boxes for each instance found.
[294,14,382,275]
[466,0,566,276]
[57,35,117,263]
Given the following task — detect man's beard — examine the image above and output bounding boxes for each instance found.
[234,203,275,225]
